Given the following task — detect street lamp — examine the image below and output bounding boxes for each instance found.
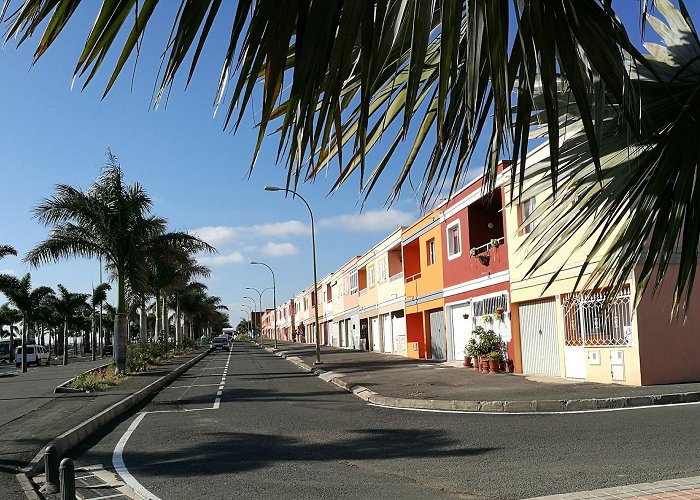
[240,305,253,337]
[250,261,278,349]
[264,186,322,365]
[245,286,273,346]
[243,296,258,340]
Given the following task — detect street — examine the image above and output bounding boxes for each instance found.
[68,343,700,499]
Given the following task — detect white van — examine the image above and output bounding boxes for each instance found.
[15,345,51,367]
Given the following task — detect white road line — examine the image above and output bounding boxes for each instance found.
[163,383,222,389]
[113,413,162,500]
[367,400,700,415]
[112,350,235,500]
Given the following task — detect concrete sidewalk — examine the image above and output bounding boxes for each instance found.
[0,349,209,500]
[262,340,700,412]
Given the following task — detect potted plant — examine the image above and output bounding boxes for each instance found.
[490,238,501,249]
[482,314,493,323]
[475,327,502,374]
[487,351,502,374]
[493,307,505,322]
[464,338,478,368]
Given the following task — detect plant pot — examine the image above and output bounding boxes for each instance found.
[489,359,501,374]
[473,356,481,370]
[463,355,473,368]
[480,358,490,373]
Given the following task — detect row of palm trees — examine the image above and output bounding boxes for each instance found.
[0,151,228,374]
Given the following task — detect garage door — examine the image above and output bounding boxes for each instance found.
[519,298,560,376]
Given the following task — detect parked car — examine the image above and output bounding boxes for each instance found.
[210,336,229,350]
[102,345,113,356]
[15,345,50,367]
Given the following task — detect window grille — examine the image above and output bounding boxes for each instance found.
[472,293,509,318]
[562,287,632,347]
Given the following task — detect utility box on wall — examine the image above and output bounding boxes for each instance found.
[407,341,420,359]
[610,350,625,381]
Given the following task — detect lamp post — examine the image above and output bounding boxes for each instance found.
[240,305,253,337]
[251,261,277,349]
[264,186,322,364]
[243,296,258,340]
[245,286,273,347]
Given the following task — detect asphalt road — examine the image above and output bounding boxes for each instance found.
[71,343,700,499]
[0,355,110,500]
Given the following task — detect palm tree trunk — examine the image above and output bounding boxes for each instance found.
[162,294,168,351]
[114,270,127,375]
[140,297,147,344]
[154,291,161,342]
[8,325,13,364]
[91,310,96,361]
[63,320,68,365]
[21,320,27,373]
[175,294,181,348]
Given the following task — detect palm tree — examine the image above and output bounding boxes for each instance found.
[89,283,110,361]
[520,1,700,313]
[0,245,18,360]
[0,303,21,363]
[25,152,213,374]
[0,274,53,372]
[8,1,700,305]
[34,294,60,356]
[54,285,89,365]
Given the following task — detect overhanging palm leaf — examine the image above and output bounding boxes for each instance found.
[520,0,700,314]
[1,1,646,198]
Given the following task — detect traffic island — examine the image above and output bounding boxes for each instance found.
[17,347,212,499]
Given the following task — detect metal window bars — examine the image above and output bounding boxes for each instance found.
[563,287,633,347]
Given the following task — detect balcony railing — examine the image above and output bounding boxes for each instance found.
[470,236,505,256]
[405,272,421,283]
[389,272,404,282]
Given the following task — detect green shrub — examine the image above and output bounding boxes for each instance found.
[182,337,197,350]
[235,333,249,341]
[69,365,123,391]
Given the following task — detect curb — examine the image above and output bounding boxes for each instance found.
[18,348,212,497]
[261,346,700,413]
[54,362,113,393]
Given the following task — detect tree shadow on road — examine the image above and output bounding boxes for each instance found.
[80,427,496,478]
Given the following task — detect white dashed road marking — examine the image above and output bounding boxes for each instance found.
[113,349,232,499]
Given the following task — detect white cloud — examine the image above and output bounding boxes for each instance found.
[197,252,246,266]
[262,242,299,257]
[320,209,415,232]
[190,226,240,247]
[249,221,309,237]
[191,220,308,248]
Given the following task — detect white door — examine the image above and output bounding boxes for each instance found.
[564,346,586,379]
[371,317,381,351]
[449,302,471,361]
[392,313,406,354]
[519,299,560,376]
[381,314,393,353]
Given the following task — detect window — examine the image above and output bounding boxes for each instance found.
[520,198,537,234]
[446,221,461,259]
[350,271,358,294]
[426,238,436,265]
[563,287,632,347]
[378,260,387,283]
[368,265,375,287]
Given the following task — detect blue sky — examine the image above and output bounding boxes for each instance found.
[0,2,693,322]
